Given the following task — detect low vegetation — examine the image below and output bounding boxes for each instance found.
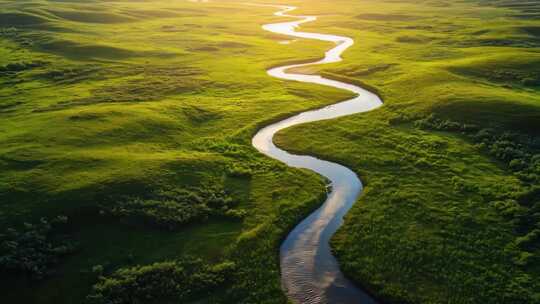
[87,259,235,304]
[0,0,332,303]
[101,186,239,230]
[274,0,539,303]
[0,0,538,303]
[0,216,76,280]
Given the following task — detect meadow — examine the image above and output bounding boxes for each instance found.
[0,0,344,303]
[274,0,540,303]
[0,0,538,303]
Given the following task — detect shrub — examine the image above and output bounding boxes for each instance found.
[0,61,46,73]
[0,216,76,279]
[101,186,238,230]
[225,209,247,220]
[87,258,235,304]
[414,114,540,273]
[414,114,476,132]
[92,265,104,276]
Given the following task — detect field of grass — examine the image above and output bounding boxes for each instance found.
[274,0,540,303]
[1,0,538,303]
[0,0,350,303]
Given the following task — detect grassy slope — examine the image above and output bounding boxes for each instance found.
[1,0,539,303]
[0,0,352,303]
[274,0,539,303]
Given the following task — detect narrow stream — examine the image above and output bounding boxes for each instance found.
[251,5,383,304]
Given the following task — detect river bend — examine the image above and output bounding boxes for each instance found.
[251,5,383,304]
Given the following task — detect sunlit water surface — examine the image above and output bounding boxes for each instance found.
[251,5,383,304]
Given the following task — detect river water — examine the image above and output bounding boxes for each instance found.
[251,5,383,304]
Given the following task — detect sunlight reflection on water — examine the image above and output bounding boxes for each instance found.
[252,5,383,304]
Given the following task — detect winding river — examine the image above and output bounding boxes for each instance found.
[251,5,383,304]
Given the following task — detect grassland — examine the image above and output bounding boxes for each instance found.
[273,0,540,303]
[1,0,539,303]
[0,0,350,303]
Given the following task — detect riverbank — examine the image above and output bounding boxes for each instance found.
[274,0,540,302]
[253,5,381,303]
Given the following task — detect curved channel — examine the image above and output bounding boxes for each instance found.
[251,5,383,304]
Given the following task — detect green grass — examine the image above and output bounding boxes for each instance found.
[0,0,340,303]
[7,219,242,304]
[0,0,538,303]
[274,0,540,303]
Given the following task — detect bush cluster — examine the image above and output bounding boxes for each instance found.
[0,61,46,73]
[87,258,235,304]
[0,27,18,37]
[414,114,478,132]
[416,114,540,263]
[101,186,240,230]
[0,216,76,279]
[488,69,540,87]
